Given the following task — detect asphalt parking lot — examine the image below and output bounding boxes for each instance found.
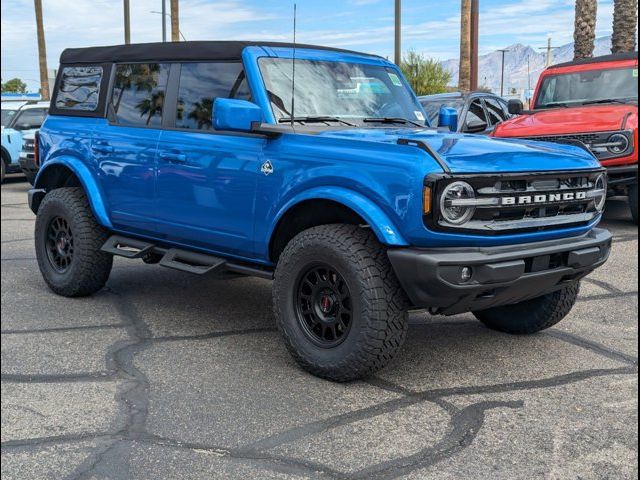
[1,176,638,480]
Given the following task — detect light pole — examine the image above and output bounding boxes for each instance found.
[123,0,131,44]
[394,0,401,65]
[498,49,509,96]
[161,0,167,42]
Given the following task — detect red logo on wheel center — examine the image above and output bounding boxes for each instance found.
[320,295,333,313]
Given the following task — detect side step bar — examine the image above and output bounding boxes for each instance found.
[100,235,274,279]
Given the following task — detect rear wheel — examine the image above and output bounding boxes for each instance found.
[473,283,579,334]
[629,183,638,225]
[1,159,5,184]
[273,224,409,382]
[35,187,113,297]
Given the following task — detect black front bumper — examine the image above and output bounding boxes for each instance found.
[606,164,638,190]
[388,228,612,315]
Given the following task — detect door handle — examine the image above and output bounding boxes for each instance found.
[159,151,187,163]
[92,144,114,154]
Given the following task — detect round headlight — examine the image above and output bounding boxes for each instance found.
[607,133,630,155]
[440,181,476,225]
[593,173,607,212]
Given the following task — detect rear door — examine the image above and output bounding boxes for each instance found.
[94,63,171,236]
[154,62,264,257]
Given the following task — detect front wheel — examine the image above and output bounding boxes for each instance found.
[273,224,409,382]
[35,187,113,297]
[473,283,580,334]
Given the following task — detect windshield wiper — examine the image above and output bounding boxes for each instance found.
[363,117,425,127]
[581,98,631,106]
[540,102,570,109]
[278,116,357,127]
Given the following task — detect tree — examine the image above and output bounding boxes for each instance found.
[1,78,28,94]
[573,0,598,59]
[400,51,452,96]
[34,0,50,100]
[611,0,638,53]
[458,0,472,92]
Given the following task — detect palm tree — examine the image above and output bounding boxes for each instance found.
[170,0,180,42]
[458,0,472,92]
[573,0,598,59]
[611,0,638,53]
[34,0,50,101]
[188,98,213,129]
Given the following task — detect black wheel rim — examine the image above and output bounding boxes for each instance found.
[295,263,353,348]
[45,216,74,273]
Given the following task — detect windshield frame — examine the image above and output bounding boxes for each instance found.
[254,51,429,128]
[532,65,638,109]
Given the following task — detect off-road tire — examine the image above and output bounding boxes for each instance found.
[35,187,113,297]
[629,183,638,225]
[1,158,5,184]
[273,224,409,382]
[473,283,580,334]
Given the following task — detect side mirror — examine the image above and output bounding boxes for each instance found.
[465,119,489,134]
[507,99,524,115]
[438,106,458,132]
[213,98,262,132]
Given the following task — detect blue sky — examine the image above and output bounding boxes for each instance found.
[1,0,618,92]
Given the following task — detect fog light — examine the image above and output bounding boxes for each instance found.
[460,266,473,283]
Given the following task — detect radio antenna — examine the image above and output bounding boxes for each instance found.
[290,3,297,129]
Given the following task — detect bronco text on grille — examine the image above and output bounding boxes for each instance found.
[425,169,607,234]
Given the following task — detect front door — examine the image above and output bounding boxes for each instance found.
[154,62,264,258]
[95,63,171,236]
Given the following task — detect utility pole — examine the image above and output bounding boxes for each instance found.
[34,0,50,101]
[394,0,401,65]
[498,49,509,97]
[123,0,131,44]
[539,36,558,67]
[161,0,167,42]
[470,0,479,91]
[170,0,179,42]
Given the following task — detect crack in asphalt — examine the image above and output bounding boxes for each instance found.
[583,277,625,294]
[1,324,129,335]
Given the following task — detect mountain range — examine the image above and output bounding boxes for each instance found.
[441,36,615,95]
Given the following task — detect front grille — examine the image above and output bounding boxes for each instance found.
[426,170,606,235]
[519,130,634,161]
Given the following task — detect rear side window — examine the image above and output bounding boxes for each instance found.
[55,66,103,111]
[175,62,250,130]
[111,63,170,127]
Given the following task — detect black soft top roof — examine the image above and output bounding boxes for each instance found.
[551,51,638,69]
[60,41,380,64]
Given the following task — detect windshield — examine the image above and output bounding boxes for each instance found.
[535,66,638,108]
[259,58,427,125]
[1,109,17,127]
[420,98,464,126]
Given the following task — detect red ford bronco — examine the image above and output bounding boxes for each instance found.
[494,52,638,223]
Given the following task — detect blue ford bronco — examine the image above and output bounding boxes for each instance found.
[29,41,612,381]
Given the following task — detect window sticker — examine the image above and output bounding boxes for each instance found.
[388,73,403,87]
[414,111,425,122]
[633,69,638,78]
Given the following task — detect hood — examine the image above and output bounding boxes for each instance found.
[494,104,637,138]
[315,127,600,173]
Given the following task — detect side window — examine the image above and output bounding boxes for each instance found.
[464,99,488,130]
[54,66,103,111]
[111,63,170,127]
[175,62,250,131]
[14,108,48,129]
[484,97,508,126]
